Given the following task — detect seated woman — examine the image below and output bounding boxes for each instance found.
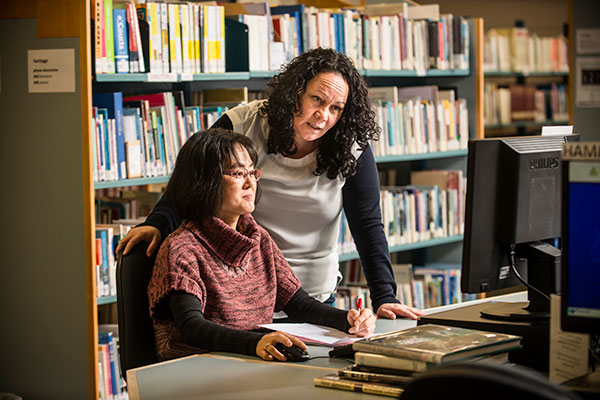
[148,128,376,362]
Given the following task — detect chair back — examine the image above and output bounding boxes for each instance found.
[116,242,159,380]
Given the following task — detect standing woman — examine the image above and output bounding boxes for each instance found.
[118,48,423,320]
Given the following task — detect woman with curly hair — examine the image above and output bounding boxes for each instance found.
[118,48,423,320]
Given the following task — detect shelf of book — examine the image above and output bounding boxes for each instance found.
[365,69,470,77]
[97,295,117,306]
[95,72,252,83]
[93,150,470,188]
[339,235,464,262]
[95,70,473,83]
[375,150,468,163]
[94,176,170,189]
[485,120,569,130]
[485,71,569,77]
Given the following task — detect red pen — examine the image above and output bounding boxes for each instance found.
[356,297,363,311]
[354,298,363,331]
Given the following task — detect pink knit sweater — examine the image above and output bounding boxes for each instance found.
[148,214,301,359]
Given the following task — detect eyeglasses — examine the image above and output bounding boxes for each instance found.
[223,168,261,182]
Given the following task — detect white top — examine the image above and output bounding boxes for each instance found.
[227,100,359,302]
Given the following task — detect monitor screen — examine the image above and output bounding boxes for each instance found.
[462,135,573,321]
[561,142,600,334]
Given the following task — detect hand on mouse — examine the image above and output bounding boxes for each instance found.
[347,307,376,337]
[256,331,307,362]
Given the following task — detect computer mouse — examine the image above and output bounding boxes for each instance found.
[274,343,310,362]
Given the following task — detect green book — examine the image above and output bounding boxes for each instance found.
[353,324,521,364]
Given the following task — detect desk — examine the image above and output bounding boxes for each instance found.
[126,292,528,400]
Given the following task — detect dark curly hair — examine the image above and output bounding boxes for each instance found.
[260,48,380,179]
[165,128,259,222]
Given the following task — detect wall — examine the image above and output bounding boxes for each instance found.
[0,17,91,399]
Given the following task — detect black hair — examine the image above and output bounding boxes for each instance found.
[260,47,380,179]
[165,128,259,222]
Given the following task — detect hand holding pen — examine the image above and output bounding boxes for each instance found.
[347,298,376,337]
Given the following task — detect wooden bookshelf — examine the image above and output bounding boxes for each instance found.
[0,2,484,397]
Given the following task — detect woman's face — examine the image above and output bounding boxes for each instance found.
[292,71,349,149]
[216,145,258,229]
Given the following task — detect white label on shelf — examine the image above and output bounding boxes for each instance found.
[180,73,194,81]
[147,73,178,82]
[27,49,75,93]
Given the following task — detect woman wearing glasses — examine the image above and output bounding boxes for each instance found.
[120,48,423,320]
[148,128,375,361]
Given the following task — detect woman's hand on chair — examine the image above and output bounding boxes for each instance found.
[116,226,162,257]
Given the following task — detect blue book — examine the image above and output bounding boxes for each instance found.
[93,92,126,180]
[98,331,118,396]
[386,101,395,149]
[156,116,166,172]
[113,8,129,73]
[271,5,306,53]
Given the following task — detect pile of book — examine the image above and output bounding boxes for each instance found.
[314,324,521,398]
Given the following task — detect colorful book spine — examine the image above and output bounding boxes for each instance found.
[104,0,115,73]
[113,8,129,73]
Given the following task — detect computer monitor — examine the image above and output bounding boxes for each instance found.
[560,141,600,334]
[462,135,575,322]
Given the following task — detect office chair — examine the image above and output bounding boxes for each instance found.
[116,242,159,381]
[401,360,582,400]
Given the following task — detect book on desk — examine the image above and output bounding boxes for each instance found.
[315,324,522,397]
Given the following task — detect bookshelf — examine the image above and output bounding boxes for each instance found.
[483,27,570,137]
[92,10,483,398]
[0,1,483,398]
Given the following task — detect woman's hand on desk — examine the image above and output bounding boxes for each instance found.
[116,226,162,257]
[347,308,376,337]
[376,303,424,320]
[256,331,306,362]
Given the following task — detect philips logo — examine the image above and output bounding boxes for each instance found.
[530,157,559,171]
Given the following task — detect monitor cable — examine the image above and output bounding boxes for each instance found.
[509,244,550,303]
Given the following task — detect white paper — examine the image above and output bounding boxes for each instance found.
[575,56,600,108]
[28,49,75,93]
[549,294,589,384]
[541,125,573,136]
[258,323,370,346]
[577,29,600,55]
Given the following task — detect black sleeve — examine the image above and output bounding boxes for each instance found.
[342,146,399,311]
[210,114,234,130]
[139,115,234,239]
[169,291,264,356]
[283,288,351,333]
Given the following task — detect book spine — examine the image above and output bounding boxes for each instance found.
[94,0,107,74]
[354,343,442,365]
[125,3,139,73]
[104,0,115,73]
[113,9,129,74]
[314,376,403,398]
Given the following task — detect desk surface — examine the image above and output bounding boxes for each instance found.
[127,292,528,400]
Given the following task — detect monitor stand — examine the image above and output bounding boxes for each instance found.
[480,301,550,321]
